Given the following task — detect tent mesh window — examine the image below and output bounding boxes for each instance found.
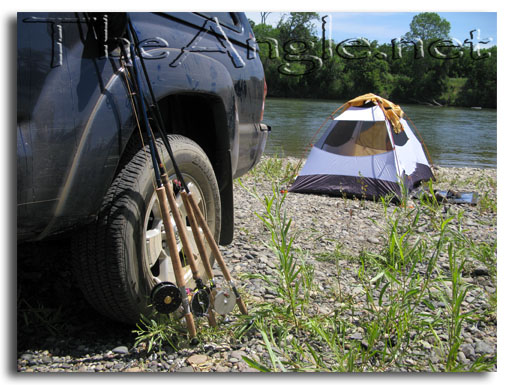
[316,120,393,156]
[391,127,409,146]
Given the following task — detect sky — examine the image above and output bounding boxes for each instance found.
[245,12,497,47]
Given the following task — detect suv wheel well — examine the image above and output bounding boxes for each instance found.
[158,94,231,188]
[118,93,235,245]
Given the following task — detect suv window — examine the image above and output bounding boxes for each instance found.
[196,12,240,29]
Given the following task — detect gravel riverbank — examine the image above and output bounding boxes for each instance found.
[17,158,497,372]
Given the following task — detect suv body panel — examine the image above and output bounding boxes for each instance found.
[17,12,267,241]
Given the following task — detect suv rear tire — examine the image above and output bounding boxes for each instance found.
[72,135,221,324]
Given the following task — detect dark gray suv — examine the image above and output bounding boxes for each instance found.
[17,12,269,323]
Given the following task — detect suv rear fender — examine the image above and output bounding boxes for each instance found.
[32,52,240,242]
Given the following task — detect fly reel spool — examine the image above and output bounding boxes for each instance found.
[213,289,237,315]
[151,282,182,314]
[191,289,210,317]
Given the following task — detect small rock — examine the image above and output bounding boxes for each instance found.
[475,340,495,355]
[349,332,363,340]
[186,354,209,365]
[125,366,143,372]
[351,285,364,296]
[177,366,195,372]
[485,286,496,294]
[458,352,468,364]
[112,346,129,355]
[265,288,278,296]
[241,366,260,373]
[215,364,231,372]
[20,353,33,361]
[41,356,52,364]
[421,340,432,349]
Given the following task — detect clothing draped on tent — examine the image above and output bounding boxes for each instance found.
[340,93,406,134]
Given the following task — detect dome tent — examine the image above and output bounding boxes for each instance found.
[289,94,434,199]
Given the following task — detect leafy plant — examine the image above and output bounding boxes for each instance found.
[133,314,181,352]
[235,170,496,372]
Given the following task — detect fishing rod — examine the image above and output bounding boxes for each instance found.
[126,18,189,194]
[180,189,231,316]
[124,40,198,343]
[124,17,217,326]
[126,15,248,316]
[183,189,248,315]
[161,170,217,326]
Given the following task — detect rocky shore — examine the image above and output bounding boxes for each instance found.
[17,159,497,372]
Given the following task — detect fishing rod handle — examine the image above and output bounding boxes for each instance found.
[180,190,215,280]
[164,175,215,329]
[178,190,218,326]
[227,280,248,315]
[162,176,201,279]
[156,187,187,288]
[206,310,217,327]
[156,187,197,338]
[185,192,233,283]
[236,297,248,316]
[186,191,249,315]
[184,312,197,340]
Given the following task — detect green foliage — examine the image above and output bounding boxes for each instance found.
[235,169,496,372]
[133,314,181,352]
[247,155,300,186]
[252,12,496,107]
[18,297,68,336]
[127,161,496,371]
[457,47,497,108]
[404,12,451,42]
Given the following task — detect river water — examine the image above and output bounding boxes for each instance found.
[262,98,497,168]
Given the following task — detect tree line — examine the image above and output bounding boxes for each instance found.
[250,12,496,108]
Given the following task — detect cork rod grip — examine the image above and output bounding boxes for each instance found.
[185,192,248,315]
[180,190,215,280]
[185,192,232,281]
[180,190,217,327]
[155,187,197,337]
[162,178,200,278]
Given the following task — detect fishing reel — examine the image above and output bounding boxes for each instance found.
[213,288,237,315]
[151,282,182,314]
[191,288,210,317]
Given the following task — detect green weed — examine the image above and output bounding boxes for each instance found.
[235,172,496,372]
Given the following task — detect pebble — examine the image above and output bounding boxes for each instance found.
[177,366,195,372]
[475,340,495,355]
[17,160,496,372]
[461,343,475,359]
[215,364,231,372]
[186,354,209,365]
[112,346,129,355]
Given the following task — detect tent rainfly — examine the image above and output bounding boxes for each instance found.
[289,94,434,199]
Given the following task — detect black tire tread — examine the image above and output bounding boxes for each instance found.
[72,135,219,323]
